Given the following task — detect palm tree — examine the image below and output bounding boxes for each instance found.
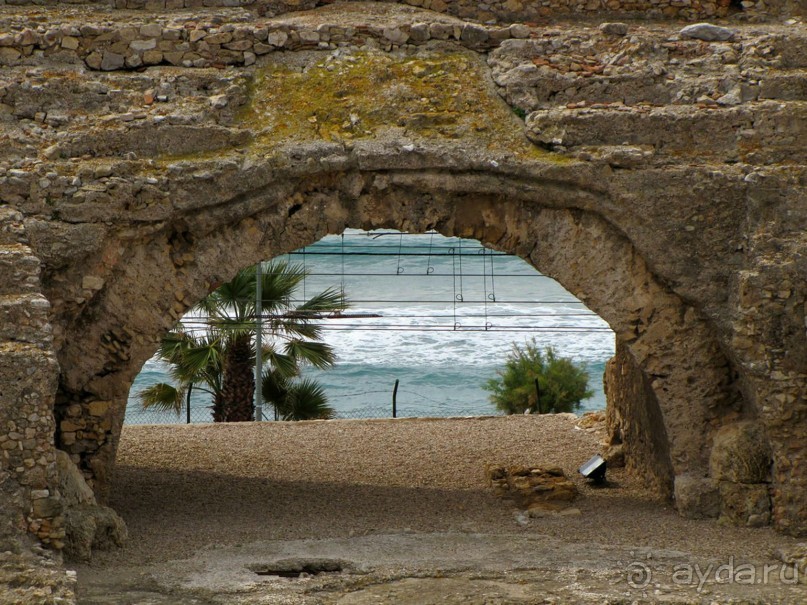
[140,260,346,422]
[138,330,225,420]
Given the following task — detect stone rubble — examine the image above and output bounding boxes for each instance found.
[0,0,790,23]
[487,465,579,515]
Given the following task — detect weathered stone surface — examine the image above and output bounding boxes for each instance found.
[0,551,77,605]
[0,212,65,599]
[488,465,578,511]
[679,23,735,42]
[63,504,127,562]
[674,475,720,519]
[100,51,125,71]
[775,542,807,576]
[605,343,673,497]
[602,443,625,468]
[719,481,771,527]
[710,421,772,484]
[599,22,629,36]
[55,450,94,509]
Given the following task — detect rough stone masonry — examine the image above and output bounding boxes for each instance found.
[0,0,806,600]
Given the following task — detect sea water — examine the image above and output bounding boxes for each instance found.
[126,230,615,424]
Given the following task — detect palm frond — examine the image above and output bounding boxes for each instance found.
[260,260,305,313]
[261,367,291,407]
[284,339,336,370]
[269,317,323,341]
[296,287,348,313]
[196,266,257,321]
[139,382,186,415]
[264,348,300,378]
[275,378,334,421]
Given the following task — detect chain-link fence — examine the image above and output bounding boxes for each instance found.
[124,402,502,425]
[126,379,505,425]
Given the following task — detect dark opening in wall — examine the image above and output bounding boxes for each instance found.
[730,0,744,10]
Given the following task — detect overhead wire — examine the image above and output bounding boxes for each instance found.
[178,231,610,335]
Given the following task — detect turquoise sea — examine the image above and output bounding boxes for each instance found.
[126,230,615,424]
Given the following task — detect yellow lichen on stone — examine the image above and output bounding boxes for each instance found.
[238,49,559,161]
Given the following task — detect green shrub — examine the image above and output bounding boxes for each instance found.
[483,339,593,415]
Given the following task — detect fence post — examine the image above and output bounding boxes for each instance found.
[534,378,541,414]
[392,379,399,418]
[254,261,263,422]
[186,384,192,424]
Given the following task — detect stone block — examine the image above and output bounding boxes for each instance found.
[719,481,771,527]
[600,22,629,36]
[164,51,184,66]
[60,419,84,433]
[253,43,272,55]
[85,52,102,70]
[509,24,530,39]
[130,39,157,52]
[60,36,80,50]
[429,23,452,40]
[710,421,771,484]
[0,47,21,63]
[87,400,110,417]
[32,496,62,518]
[461,24,489,46]
[223,39,252,51]
[679,23,735,42]
[139,23,163,38]
[56,449,95,508]
[143,50,163,65]
[100,51,125,71]
[410,23,430,43]
[63,504,127,562]
[674,475,720,519]
[204,32,232,45]
[383,27,408,45]
[189,29,207,43]
[266,30,288,47]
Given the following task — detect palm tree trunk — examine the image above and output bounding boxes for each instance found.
[220,334,255,422]
[212,392,227,422]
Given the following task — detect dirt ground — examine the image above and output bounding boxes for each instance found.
[71,415,806,604]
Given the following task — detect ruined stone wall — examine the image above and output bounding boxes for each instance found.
[0,208,79,602]
[0,12,529,71]
[0,208,63,551]
[0,1,806,567]
[605,341,674,498]
[0,0,801,73]
[0,0,800,21]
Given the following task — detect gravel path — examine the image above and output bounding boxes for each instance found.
[92,414,798,570]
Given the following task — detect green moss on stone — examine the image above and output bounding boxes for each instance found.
[238,49,563,162]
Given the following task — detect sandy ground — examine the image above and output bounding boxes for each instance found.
[73,415,807,604]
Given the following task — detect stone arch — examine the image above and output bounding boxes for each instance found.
[42,160,740,517]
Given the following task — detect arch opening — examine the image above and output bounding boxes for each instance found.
[47,165,753,548]
[126,229,616,424]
